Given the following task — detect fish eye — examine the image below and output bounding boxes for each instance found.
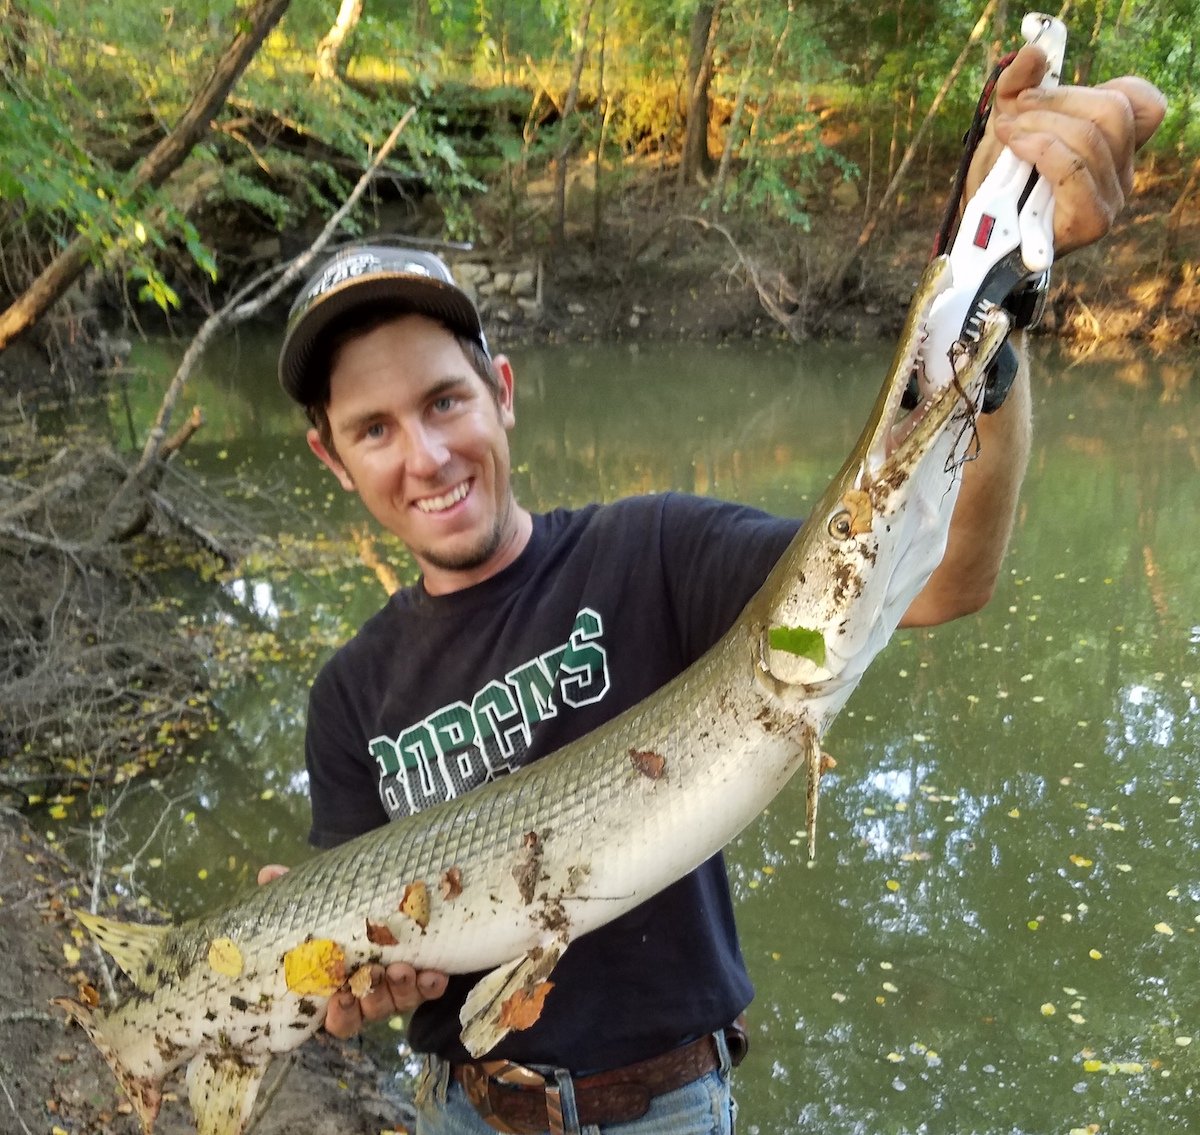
[827,510,853,540]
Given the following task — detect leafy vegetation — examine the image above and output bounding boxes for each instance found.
[2,0,1193,333]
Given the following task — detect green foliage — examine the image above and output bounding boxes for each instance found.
[0,0,1191,324]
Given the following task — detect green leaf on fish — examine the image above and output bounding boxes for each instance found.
[768,625,826,665]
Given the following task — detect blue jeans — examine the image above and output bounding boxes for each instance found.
[414,1032,739,1135]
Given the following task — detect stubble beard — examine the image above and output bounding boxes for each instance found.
[416,493,514,575]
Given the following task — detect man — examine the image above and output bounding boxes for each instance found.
[264,47,1164,1135]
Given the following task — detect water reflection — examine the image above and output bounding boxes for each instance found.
[46,334,1200,1133]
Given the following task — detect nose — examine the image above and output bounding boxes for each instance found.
[402,420,450,478]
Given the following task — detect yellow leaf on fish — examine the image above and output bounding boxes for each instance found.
[207,937,244,978]
[399,882,431,930]
[284,938,346,995]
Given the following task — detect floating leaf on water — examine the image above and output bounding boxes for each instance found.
[1175,1036,1193,1047]
[1089,949,1103,960]
[1069,1013,1087,1024]
[207,937,244,978]
[1069,855,1094,868]
[1008,808,1021,819]
[1041,1003,1057,1017]
[1155,922,1174,936]
[831,992,847,1003]
[1082,1059,1105,1073]
[886,880,900,892]
[886,1052,905,1063]
[882,982,899,994]
[1116,864,1133,873]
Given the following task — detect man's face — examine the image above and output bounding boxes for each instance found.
[308,313,528,595]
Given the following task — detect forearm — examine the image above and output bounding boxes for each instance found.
[901,335,1032,627]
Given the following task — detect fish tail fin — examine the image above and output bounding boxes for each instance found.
[186,1051,270,1135]
[74,908,169,990]
[52,996,163,1134]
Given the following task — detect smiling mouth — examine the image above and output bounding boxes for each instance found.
[415,480,472,514]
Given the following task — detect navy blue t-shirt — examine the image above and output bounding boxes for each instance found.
[304,492,799,1071]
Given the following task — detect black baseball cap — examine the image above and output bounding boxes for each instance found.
[278,243,489,404]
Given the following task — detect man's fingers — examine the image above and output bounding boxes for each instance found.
[324,989,365,1039]
[995,43,1051,105]
[1097,76,1167,150]
[257,864,289,885]
[417,970,449,1001]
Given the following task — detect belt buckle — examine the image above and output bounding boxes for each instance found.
[459,1060,550,1135]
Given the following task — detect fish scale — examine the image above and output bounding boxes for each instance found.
[58,260,1012,1135]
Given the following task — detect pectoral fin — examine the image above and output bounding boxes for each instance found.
[73,909,169,991]
[459,941,566,1058]
[185,1052,269,1135]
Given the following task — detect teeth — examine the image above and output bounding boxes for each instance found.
[416,482,470,513]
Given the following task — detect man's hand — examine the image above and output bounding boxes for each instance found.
[257,864,449,1040]
[967,43,1166,256]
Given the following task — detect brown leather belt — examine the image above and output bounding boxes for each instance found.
[452,1020,748,1135]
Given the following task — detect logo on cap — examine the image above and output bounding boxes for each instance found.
[310,251,384,300]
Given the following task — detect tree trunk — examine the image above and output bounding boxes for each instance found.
[712,0,762,210]
[741,0,793,191]
[677,0,724,190]
[1,0,30,79]
[823,0,1000,298]
[314,0,364,82]
[0,0,290,353]
[551,0,597,248]
[592,7,610,250]
[413,0,433,39]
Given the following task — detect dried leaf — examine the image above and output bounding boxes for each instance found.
[348,966,374,999]
[366,920,399,947]
[207,937,244,978]
[399,882,430,930]
[440,867,463,901]
[283,938,346,995]
[497,981,555,1031]
[843,489,873,535]
[628,749,666,780]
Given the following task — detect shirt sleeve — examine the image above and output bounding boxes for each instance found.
[304,662,389,849]
[657,493,801,662]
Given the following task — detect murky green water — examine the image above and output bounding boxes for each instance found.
[49,331,1200,1133]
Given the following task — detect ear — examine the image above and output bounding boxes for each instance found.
[492,354,516,429]
[306,428,356,492]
